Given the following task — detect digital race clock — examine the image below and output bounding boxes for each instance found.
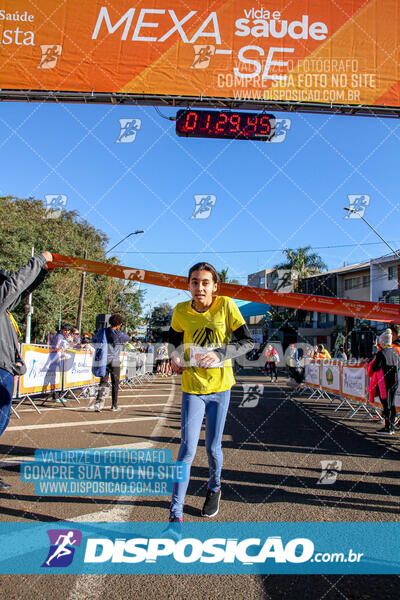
[175,109,276,141]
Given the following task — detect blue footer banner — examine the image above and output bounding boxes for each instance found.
[0,522,398,574]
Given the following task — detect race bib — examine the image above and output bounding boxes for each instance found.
[189,346,224,368]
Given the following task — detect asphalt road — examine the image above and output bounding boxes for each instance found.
[0,370,398,600]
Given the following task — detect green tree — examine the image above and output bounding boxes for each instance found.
[276,246,327,289]
[150,302,173,341]
[218,268,239,284]
[0,196,144,339]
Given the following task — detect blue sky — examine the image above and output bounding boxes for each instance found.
[0,101,399,313]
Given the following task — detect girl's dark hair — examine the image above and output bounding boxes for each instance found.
[188,262,219,284]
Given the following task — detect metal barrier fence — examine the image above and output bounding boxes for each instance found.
[11,345,155,418]
[298,358,400,425]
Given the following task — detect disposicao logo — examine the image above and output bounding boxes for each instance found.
[83,536,314,565]
[42,529,82,567]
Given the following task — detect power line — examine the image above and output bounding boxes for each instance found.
[115,240,400,255]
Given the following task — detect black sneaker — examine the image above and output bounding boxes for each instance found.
[0,478,11,490]
[201,488,221,517]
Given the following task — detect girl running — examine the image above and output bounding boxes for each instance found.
[168,262,254,523]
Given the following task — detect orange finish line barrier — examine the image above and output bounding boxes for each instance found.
[50,253,400,323]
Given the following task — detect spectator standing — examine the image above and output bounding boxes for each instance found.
[94,314,130,412]
[71,328,81,347]
[146,340,155,373]
[79,333,94,353]
[264,344,279,382]
[389,324,400,359]
[52,323,72,351]
[372,329,399,435]
[334,346,347,360]
[0,251,53,489]
[51,322,72,401]
[317,344,331,359]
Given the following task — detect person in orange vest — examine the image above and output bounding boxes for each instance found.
[317,344,331,359]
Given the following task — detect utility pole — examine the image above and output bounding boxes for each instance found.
[76,249,87,332]
[25,247,34,344]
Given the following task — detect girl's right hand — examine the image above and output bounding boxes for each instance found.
[171,351,185,373]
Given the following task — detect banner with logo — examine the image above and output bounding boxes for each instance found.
[0,522,399,574]
[19,345,62,395]
[320,362,341,395]
[341,364,367,402]
[1,1,399,109]
[63,349,94,390]
[304,360,320,388]
[49,254,400,323]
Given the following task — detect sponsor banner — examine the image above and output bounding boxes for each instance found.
[0,1,399,109]
[0,522,399,574]
[19,345,62,395]
[63,349,94,389]
[304,360,320,388]
[50,255,400,323]
[320,362,341,395]
[341,364,367,402]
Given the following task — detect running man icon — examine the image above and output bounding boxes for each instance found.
[191,195,217,219]
[42,529,82,568]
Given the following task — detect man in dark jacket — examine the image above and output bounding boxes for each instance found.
[0,252,53,489]
[94,314,130,412]
[372,328,400,435]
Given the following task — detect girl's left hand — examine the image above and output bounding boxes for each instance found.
[198,351,220,368]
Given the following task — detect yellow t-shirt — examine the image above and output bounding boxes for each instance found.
[170,296,245,394]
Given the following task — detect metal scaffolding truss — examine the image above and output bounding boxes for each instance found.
[1,89,400,118]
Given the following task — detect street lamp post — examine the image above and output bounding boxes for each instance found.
[344,206,399,355]
[344,207,400,258]
[106,230,144,256]
[25,246,35,344]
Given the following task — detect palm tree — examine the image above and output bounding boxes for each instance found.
[276,246,327,288]
[218,268,239,284]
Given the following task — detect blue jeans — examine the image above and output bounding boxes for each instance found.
[0,369,14,437]
[170,389,231,519]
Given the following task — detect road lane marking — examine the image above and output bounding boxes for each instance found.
[7,416,160,432]
[67,383,179,600]
[14,402,168,413]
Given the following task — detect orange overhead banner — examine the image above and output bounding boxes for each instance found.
[50,254,400,323]
[0,0,399,108]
